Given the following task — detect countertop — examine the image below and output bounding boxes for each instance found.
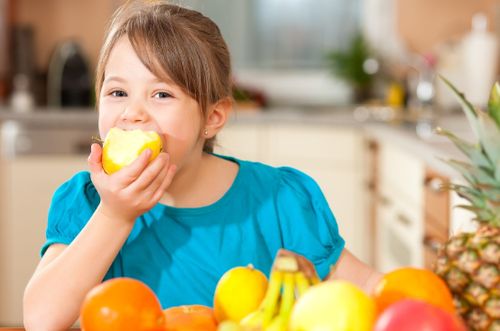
[0,107,473,179]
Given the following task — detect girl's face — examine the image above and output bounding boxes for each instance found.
[98,36,205,169]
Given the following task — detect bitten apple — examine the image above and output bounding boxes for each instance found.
[102,128,163,174]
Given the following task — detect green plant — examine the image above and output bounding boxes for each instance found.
[326,34,374,100]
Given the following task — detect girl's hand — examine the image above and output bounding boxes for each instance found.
[87,143,176,222]
[275,249,320,281]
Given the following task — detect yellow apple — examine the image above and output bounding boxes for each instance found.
[289,281,376,331]
[102,128,163,174]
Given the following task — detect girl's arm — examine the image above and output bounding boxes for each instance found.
[23,209,135,331]
[326,249,383,294]
[23,144,176,331]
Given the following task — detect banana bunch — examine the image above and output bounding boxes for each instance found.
[218,255,319,331]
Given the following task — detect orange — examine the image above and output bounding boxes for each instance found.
[102,127,163,174]
[373,267,455,314]
[163,305,217,331]
[213,264,268,323]
[80,277,166,331]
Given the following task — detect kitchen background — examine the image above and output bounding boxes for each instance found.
[0,0,499,327]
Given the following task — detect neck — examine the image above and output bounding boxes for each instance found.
[160,151,206,207]
[160,152,239,208]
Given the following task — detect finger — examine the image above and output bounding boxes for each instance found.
[141,161,170,199]
[152,164,177,201]
[117,148,152,184]
[88,143,104,175]
[129,152,169,192]
[297,256,318,279]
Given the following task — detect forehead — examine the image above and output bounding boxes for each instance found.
[105,36,172,84]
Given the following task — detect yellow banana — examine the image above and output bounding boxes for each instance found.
[238,253,321,331]
[279,272,295,319]
[294,271,310,297]
[217,320,244,331]
[265,314,287,331]
[274,255,299,272]
[240,309,264,328]
[310,274,321,285]
[261,270,284,326]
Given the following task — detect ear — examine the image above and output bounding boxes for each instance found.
[204,97,233,138]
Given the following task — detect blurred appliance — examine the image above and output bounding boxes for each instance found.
[0,0,9,103]
[47,41,92,108]
[462,13,499,108]
[10,25,36,112]
[0,117,96,326]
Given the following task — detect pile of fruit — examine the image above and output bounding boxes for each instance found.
[79,256,468,331]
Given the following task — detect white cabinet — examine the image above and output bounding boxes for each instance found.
[0,156,87,326]
[375,142,425,272]
[215,122,370,263]
[215,124,266,162]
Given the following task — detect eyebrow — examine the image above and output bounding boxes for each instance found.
[103,75,172,85]
[103,76,126,84]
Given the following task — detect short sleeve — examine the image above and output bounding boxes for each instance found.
[41,171,100,256]
[276,167,345,279]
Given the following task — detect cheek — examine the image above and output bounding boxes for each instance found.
[156,112,203,157]
[97,109,115,139]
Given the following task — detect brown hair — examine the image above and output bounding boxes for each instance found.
[95,0,232,152]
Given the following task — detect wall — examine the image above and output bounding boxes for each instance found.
[397,0,498,54]
[13,0,499,71]
[12,0,124,72]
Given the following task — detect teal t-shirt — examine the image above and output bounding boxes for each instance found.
[42,156,345,308]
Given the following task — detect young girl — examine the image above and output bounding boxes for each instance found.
[23,1,381,330]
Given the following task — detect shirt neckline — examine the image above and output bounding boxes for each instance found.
[152,154,244,217]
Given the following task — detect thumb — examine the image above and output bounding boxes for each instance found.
[88,143,104,175]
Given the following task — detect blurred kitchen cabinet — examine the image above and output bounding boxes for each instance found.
[365,140,378,267]
[375,142,425,272]
[422,167,451,270]
[215,123,370,263]
[215,123,266,162]
[0,156,87,326]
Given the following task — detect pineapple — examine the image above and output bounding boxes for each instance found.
[434,78,500,331]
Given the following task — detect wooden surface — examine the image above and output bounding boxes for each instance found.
[423,167,450,270]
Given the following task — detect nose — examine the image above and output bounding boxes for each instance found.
[120,101,149,123]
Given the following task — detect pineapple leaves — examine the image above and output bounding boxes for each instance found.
[476,108,500,167]
[496,160,500,183]
[436,127,492,169]
[440,76,500,168]
[449,184,487,208]
[439,75,480,140]
[488,82,500,128]
[443,159,499,188]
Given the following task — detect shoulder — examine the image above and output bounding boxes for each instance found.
[50,171,99,211]
[236,158,324,204]
[43,171,100,255]
[276,166,324,202]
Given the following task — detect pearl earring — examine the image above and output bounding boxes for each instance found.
[204,129,208,136]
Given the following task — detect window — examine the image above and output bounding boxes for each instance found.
[183,0,361,69]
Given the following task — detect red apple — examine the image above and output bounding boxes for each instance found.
[374,299,466,331]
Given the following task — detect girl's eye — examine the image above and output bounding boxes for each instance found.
[154,91,172,99]
[110,90,127,97]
